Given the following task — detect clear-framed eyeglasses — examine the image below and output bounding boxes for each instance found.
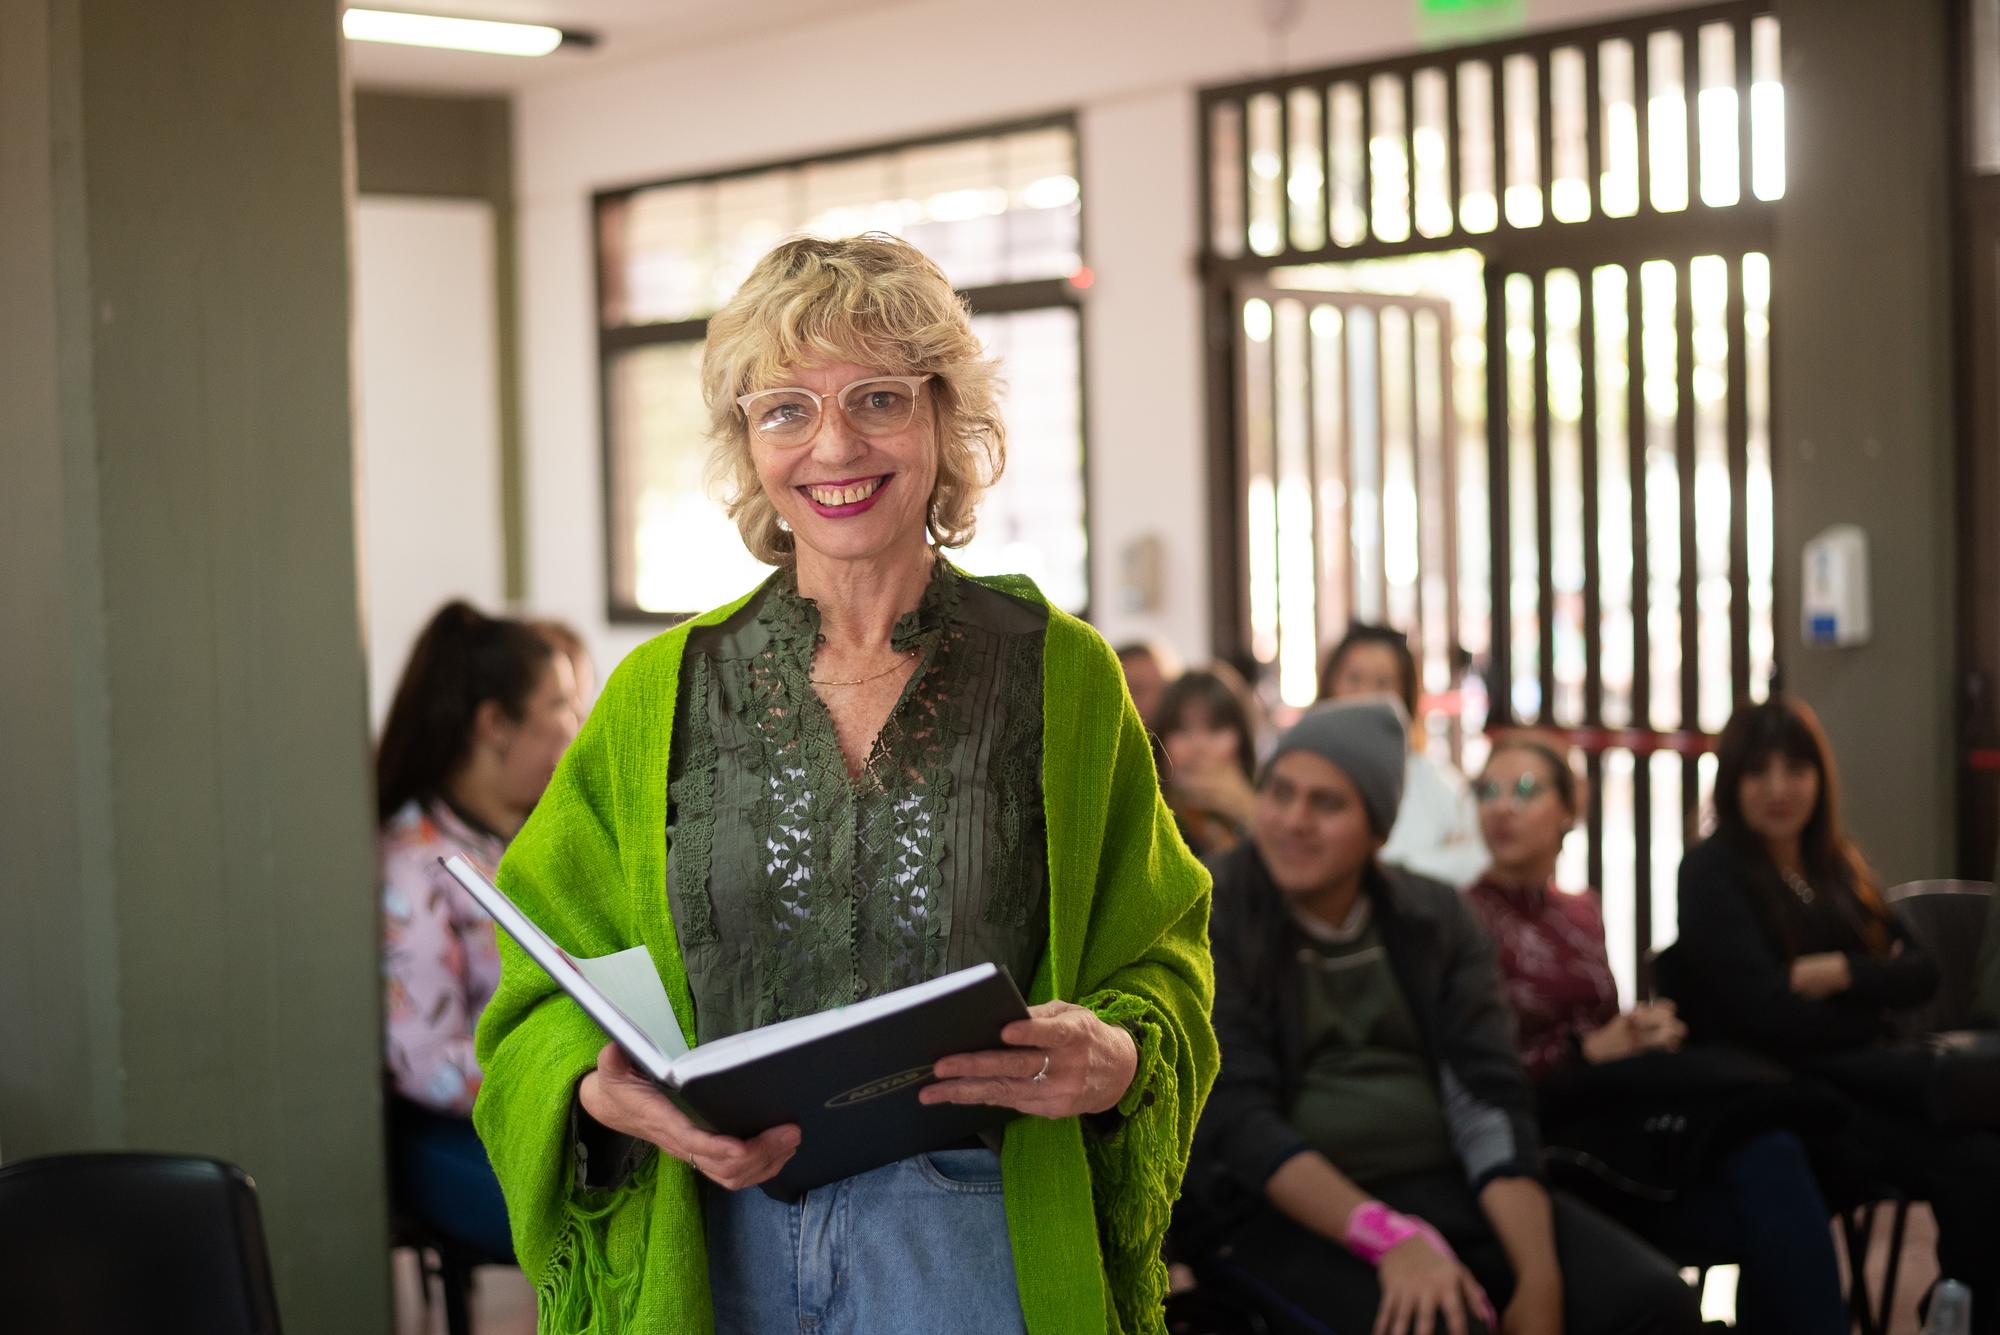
[735,374,934,448]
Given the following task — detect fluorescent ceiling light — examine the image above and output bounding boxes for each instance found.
[343,9,567,57]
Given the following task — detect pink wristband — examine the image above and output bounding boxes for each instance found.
[1343,1201,1454,1266]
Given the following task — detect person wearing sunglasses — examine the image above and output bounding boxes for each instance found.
[1463,733,1844,1335]
[471,233,1217,1335]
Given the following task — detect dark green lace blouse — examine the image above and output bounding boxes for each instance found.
[664,561,1050,1044]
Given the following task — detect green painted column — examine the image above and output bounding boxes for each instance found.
[1771,0,1957,884]
[0,3,390,1331]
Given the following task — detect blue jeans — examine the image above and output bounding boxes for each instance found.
[393,1107,516,1263]
[703,1147,1026,1335]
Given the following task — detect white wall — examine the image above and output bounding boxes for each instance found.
[354,196,505,730]
[513,0,1680,675]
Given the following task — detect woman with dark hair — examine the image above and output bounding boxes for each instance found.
[1158,665,1261,858]
[1319,624,1486,885]
[1674,695,2000,1330]
[1466,732,1842,1335]
[379,600,582,1259]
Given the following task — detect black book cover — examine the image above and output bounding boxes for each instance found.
[670,966,1031,1199]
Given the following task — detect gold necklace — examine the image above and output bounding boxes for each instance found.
[808,650,917,688]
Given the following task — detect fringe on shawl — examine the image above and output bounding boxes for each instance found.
[1083,990,1186,1335]
[533,1153,659,1335]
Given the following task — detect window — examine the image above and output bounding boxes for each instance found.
[595,116,1089,620]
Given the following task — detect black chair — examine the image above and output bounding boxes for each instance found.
[0,1151,283,1335]
[385,1092,513,1335]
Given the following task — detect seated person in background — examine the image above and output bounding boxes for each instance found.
[1976,886,2000,1028]
[1674,695,2000,1331]
[1115,637,1181,736]
[1158,664,1261,858]
[1319,624,1487,886]
[1465,731,1843,1335]
[378,600,582,1259]
[526,617,595,716]
[1181,697,1699,1335]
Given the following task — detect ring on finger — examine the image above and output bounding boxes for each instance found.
[1031,1052,1050,1084]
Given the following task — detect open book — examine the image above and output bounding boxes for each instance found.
[441,856,1032,1196]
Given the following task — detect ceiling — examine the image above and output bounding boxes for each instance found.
[344,0,900,94]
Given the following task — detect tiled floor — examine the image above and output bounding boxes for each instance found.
[389,1208,1943,1334]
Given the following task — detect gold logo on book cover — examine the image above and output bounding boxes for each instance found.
[825,1064,935,1109]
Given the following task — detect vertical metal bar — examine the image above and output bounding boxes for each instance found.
[1446,62,1463,237]
[1277,87,1294,255]
[1321,84,1336,252]
[1439,302,1461,709]
[1360,79,1377,244]
[1628,263,1652,983]
[1634,751,1654,994]
[1492,57,1509,230]
[1404,71,1420,238]
[1409,303,1427,644]
[1735,17,1754,207]
[1677,257,1699,830]
[1586,751,1606,895]
[1727,254,1751,707]
[1634,32,1653,214]
[1337,308,1356,628]
[1488,267,1513,725]
[1533,271,1556,723]
[1305,302,1324,659]
[1270,297,1287,675]
[1684,25,1701,210]
[1375,305,1392,621]
[1238,97,1254,257]
[1537,48,1557,225]
[1199,94,1217,259]
[1585,39,1604,221]
[1582,267,1604,728]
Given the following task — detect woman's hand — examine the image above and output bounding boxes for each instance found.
[1373,1233,1494,1335]
[578,1042,800,1191]
[919,999,1139,1118]
[1790,951,1853,1000]
[1578,1012,1639,1064]
[1627,1000,1686,1053]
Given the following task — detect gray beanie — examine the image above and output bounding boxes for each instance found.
[1263,696,1408,836]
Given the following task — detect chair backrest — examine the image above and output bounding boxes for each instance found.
[1886,881,1997,1035]
[0,1152,283,1335]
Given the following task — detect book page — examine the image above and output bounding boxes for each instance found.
[570,946,689,1060]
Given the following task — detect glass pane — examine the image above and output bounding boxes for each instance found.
[1690,254,1732,732]
[901,137,1009,288]
[1546,269,1586,726]
[1594,265,1635,728]
[1457,62,1499,234]
[1245,297,1280,663]
[1371,75,1413,243]
[1506,272,1540,719]
[1744,251,1775,699]
[1248,93,1286,256]
[1288,88,1328,252]
[1210,101,1247,257]
[801,154,895,239]
[1330,82,1369,246]
[1503,54,1544,228]
[1697,23,1741,208]
[711,170,800,311]
[1751,17,1786,201]
[617,181,712,325]
[1550,47,1592,223]
[1349,306,1385,623]
[1599,40,1642,219]
[1600,747,1638,1003]
[1640,258,1681,731]
[1649,30,1691,213]
[1311,304,1352,647]
[1381,305,1419,630]
[1001,126,1082,282]
[1413,69,1454,238]
[611,342,773,614]
[1650,751,1684,949]
[960,307,1088,612]
[1275,301,1319,706]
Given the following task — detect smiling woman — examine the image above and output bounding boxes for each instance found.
[473,233,1217,1335]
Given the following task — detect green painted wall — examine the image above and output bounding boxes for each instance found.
[0,3,389,1331]
[1772,0,1957,885]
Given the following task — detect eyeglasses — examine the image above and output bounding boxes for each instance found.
[1473,773,1555,807]
[735,374,933,448]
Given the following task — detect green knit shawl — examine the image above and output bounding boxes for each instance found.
[472,571,1218,1335]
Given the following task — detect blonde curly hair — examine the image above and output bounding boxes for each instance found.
[700,233,1007,565]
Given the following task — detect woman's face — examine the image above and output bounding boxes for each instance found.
[1163,703,1241,779]
[1477,747,1572,875]
[1329,643,1404,706]
[1250,750,1381,900]
[1738,751,1821,847]
[494,656,582,812]
[750,358,938,567]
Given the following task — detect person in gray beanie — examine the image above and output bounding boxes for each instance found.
[1175,695,1700,1335]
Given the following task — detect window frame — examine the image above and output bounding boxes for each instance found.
[591,110,1092,625]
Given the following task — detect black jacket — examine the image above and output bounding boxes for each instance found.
[1180,846,1541,1243]
[1672,836,1939,1059]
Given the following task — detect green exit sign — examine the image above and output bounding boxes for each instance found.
[1420,0,1512,10]
[1417,0,1524,42]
